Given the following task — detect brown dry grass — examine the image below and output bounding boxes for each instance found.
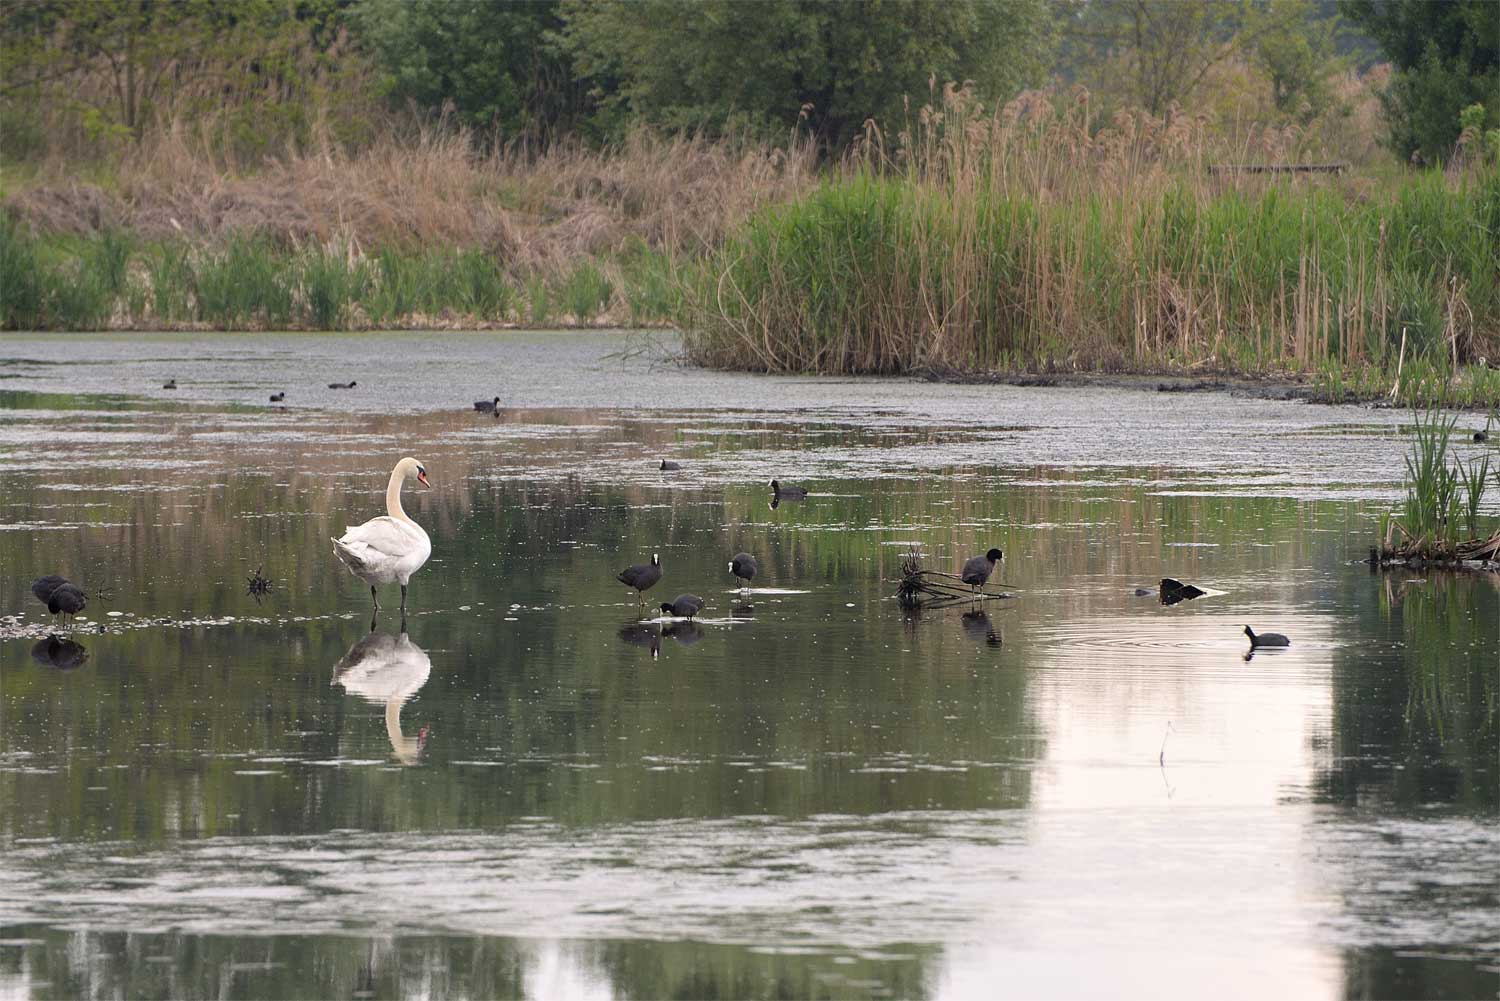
[4,118,818,278]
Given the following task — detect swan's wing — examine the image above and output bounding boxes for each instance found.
[336,516,427,559]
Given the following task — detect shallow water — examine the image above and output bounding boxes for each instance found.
[1,331,1496,1000]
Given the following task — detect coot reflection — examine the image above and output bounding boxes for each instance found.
[961,609,1002,646]
[617,621,662,659]
[332,626,432,765]
[31,635,89,670]
[664,621,704,646]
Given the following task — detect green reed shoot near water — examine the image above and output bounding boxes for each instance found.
[1392,410,1500,558]
[1401,411,1462,556]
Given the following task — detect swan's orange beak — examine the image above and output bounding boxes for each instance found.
[417,470,430,488]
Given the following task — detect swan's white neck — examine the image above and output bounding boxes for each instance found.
[385,467,413,524]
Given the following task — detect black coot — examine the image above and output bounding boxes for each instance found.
[660,594,704,619]
[659,459,682,470]
[769,479,808,498]
[729,552,757,590]
[31,575,85,621]
[31,575,68,608]
[163,379,177,389]
[474,396,500,413]
[1243,625,1291,648]
[328,381,357,389]
[1476,430,1490,443]
[47,583,87,620]
[616,553,662,606]
[959,548,1003,593]
[269,392,285,402]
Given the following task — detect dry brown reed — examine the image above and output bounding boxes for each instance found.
[5,118,817,276]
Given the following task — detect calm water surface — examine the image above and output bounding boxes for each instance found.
[1,332,1496,1000]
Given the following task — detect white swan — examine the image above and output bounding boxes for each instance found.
[332,457,432,614]
[333,628,431,765]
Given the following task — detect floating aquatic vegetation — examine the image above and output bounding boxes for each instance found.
[246,566,274,600]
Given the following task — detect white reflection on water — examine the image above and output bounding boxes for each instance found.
[0,808,1493,999]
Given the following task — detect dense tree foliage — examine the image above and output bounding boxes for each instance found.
[1059,0,1342,118]
[562,0,1055,148]
[1341,0,1499,161]
[353,0,592,140]
[0,0,363,156]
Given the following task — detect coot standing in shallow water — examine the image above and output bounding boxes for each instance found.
[616,553,662,609]
[769,479,808,499]
[660,594,704,620]
[729,552,757,592]
[31,575,68,609]
[1243,625,1291,648]
[46,583,87,622]
[31,575,85,623]
[960,548,1004,595]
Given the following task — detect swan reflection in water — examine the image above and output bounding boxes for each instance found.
[332,625,431,764]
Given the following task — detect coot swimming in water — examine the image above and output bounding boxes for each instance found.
[269,392,285,402]
[328,380,358,389]
[659,459,682,470]
[474,396,500,413]
[1243,625,1291,648]
[769,479,808,498]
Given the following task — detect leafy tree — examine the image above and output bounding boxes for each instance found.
[0,0,361,155]
[1062,0,1320,118]
[1252,0,1346,121]
[1340,0,1499,162]
[562,0,1055,148]
[353,0,591,140]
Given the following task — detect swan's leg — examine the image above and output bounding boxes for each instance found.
[371,585,380,611]
[400,584,408,614]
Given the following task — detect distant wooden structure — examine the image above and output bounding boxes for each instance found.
[1209,163,1349,175]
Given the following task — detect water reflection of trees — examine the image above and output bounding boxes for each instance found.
[1313,572,1498,810]
[2,451,1374,844]
[0,926,935,1000]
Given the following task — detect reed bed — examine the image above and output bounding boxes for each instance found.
[679,86,1500,393]
[1377,411,1500,565]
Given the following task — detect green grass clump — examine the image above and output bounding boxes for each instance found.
[0,215,45,329]
[195,236,293,327]
[558,261,613,322]
[300,244,370,328]
[441,249,510,318]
